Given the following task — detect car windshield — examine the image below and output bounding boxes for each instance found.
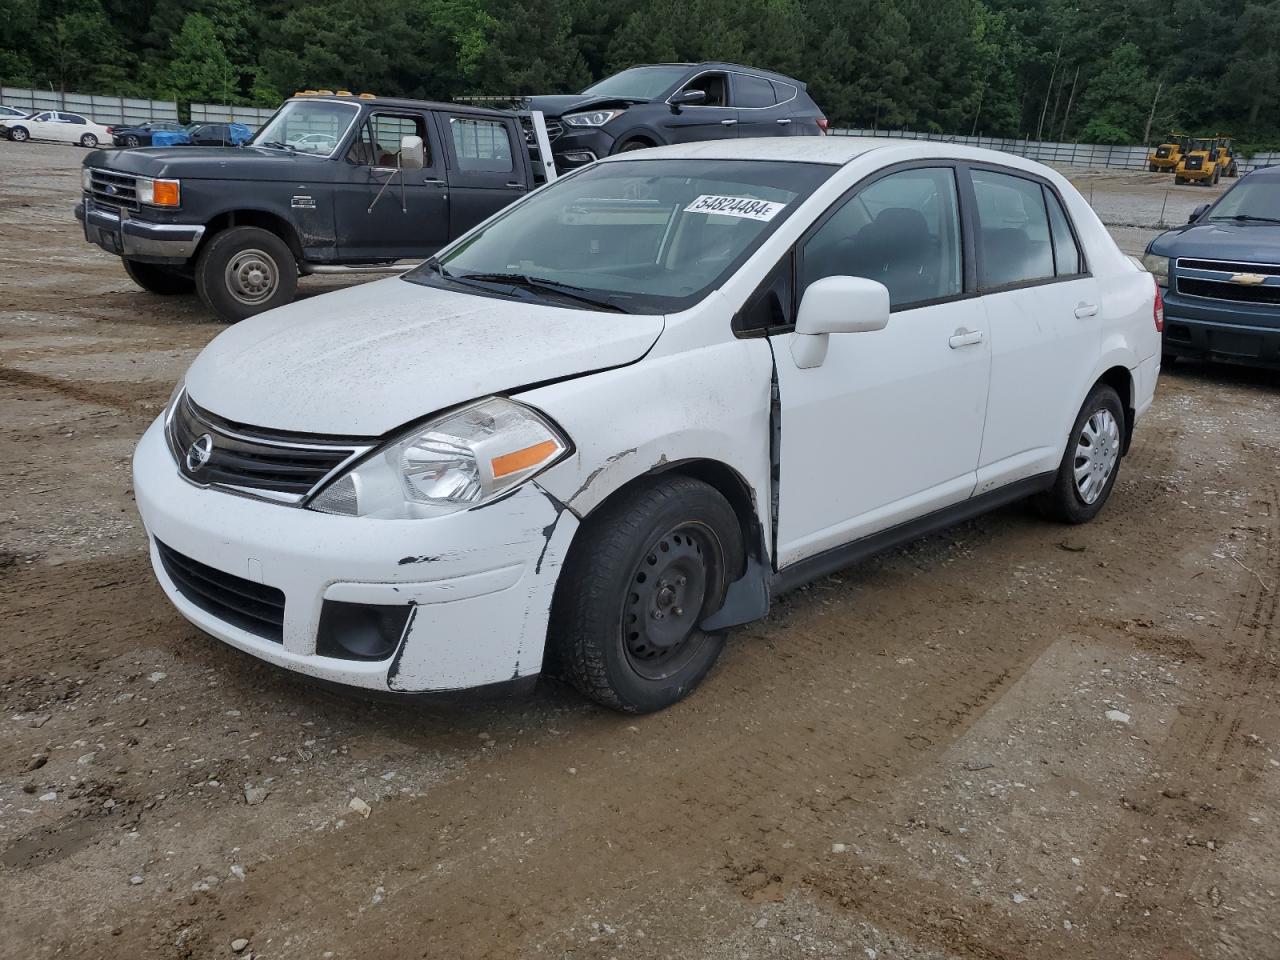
[249,99,359,153]
[406,158,834,314]
[1207,179,1280,222]
[581,66,692,101]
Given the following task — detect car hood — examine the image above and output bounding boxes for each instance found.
[1150,221,1280,261]
[184,277,665,436]
[524,94,643,117]
[83,145,327,180]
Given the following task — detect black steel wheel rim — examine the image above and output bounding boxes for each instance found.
[620,521,721,681]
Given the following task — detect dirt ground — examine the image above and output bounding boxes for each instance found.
[3,140,1279,960]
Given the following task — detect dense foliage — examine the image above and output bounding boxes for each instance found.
[2,0,1278,147]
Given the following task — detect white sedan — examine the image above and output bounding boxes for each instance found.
[2,110,114,147]
[132,138,1161,713]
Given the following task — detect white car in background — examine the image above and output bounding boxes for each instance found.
[133,139,1162,714]
[285,132,338,154]
[2,110,114,147]
[0,104,29,120]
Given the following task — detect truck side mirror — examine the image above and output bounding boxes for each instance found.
[401,135,425,170]
[1189,203,1210,224]
[669,89,707,111]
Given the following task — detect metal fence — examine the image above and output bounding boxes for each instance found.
[1,86,178,125]
[189,103,276,130]
[830,128,1280,174]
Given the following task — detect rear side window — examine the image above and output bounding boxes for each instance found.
[449,117,513,173]
[65,113,87,124]
[801,167,963,310]
[971,169,1054,288]
[736,75,776,108]
[1045,189,1083,276]
[770,80,798,103]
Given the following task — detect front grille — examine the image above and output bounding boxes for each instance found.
[88,168,139,210]
[1185,156,1204,170]
[521,116,564,145]
[1178,258,1280,276]
[156,540,285,642]
[167,393,369,502]
[1177,277,1280,305]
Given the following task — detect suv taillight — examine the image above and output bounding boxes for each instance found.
[816,117,829,134]
[1153,279,1164,333]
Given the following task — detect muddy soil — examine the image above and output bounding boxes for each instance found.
[2,140,1278,960]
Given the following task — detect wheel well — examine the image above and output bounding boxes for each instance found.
[1097,365,1136,453]
[199,210,303,262]
[613,135,658,154]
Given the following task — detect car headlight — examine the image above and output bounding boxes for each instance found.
[1141,252,1170,285]
[562,109,624,128]
[137,177,181,207]
[309,397,569,520]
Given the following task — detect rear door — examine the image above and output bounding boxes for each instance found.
[660,71,739,143]
[731,73,790,138]
[438,111,527,236]
[335,109,450,260]
[965,166,1101,493]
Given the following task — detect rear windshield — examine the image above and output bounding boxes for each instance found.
[405,158,835,314]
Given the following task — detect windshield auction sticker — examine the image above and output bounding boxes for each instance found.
[684,195,786,221]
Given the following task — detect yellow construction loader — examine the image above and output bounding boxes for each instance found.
[1148,132,1190,173]
[1175,137,1229,185]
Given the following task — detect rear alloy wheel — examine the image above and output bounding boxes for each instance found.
[551,476,744,713]
[80,133,98,148]
[1040,383,1126,524]
[9,126,28,142]
[194,225,297,323]
[123,258,195,295]
[124,135,141,148]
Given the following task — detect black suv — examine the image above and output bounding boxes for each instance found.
[524,62,827,171]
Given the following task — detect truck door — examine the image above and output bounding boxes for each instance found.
[335,110,450,261]
[437,112,528,236]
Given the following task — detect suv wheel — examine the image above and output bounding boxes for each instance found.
[194,226,297,323]
[124,259,195,295]
[550,476,744,713]
[1040,384,1126,524]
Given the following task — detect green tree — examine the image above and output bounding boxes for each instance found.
[1077,42,1153,144]
[165,12,235,102]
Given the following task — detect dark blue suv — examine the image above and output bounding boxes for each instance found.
[1143,167,1280,368]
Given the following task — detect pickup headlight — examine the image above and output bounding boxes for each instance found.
[137,177,181,207]
[309,397,569,520]
[1141,252,1170,285]
[562,109,625,128]
[81,167,92,191]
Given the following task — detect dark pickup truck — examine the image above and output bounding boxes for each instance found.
[75,95,535,321]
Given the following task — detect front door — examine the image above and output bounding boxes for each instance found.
[660,72,740,144]
[965,167,1102,493]
[440,113,528,236]
[772,165,991,567]
[335,110,450,261]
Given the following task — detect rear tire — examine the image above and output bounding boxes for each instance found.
[124,135,141,148]
[1149,163,1158,172]
[193,226,297,323]
[123,259,194,295]
[1039,384,1126,525]
[80,133,98,148]
[550,476,744,713]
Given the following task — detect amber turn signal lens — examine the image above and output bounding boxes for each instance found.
[491,440,559,479]
[152,180,180,206]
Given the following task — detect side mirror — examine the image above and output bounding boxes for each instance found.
[1189,203,1210,224]
[669,89,707,111]
[401,135,425,170]
[791,276,891,369]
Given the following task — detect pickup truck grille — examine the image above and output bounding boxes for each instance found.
[167,393,371,503]
[88,168,139,210]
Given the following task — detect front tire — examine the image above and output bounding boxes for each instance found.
[1039,384,1126,524]
[550,476,744,713]
[9,126,29,142]
[193,226,297,323]
[80,133,98,148]
[123,259,194,295]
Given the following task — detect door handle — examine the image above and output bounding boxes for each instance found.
[505,181,525,189]
[1074,302,1099,319]
[949,328,985,349]
[423,178,446,186]
[720,118,737,125]
[776,118,792,125]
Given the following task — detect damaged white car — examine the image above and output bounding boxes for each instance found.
[134,138,1161,713]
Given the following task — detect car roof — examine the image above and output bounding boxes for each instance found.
[289,95,511,119]
[624,62,803,84]
[1243,166,1280,180]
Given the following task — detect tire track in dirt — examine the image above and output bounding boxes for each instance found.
[0,364,162,414]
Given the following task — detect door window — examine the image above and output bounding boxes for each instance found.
[681,73,728,107]
[801,167,963,310]
[32,112,51,122]
[735,75,776,108]
[348,113,429,167]
[63,113,87,124]
[971,169,1055,288]
[1045,189,1084,276]
[448,117,513,173]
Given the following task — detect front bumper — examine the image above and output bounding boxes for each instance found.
[132,418,579,694]
[75,199,204,263]
[1161,286,1280,367]
[548,126,616,169]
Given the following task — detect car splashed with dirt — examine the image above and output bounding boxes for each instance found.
[3,140,1279,959]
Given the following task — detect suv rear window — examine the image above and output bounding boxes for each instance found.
[736,75,776,108]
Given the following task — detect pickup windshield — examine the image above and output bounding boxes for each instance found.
[581,66,694,101]
[249,99,360,155]
[406,158,834,314]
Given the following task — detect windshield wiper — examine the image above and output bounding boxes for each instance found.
[448,271,631,313]
[1209,214,1280,224]
[258,140,295,154]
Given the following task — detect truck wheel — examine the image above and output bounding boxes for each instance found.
[123,259,194,295]
[194,226,297,323]
[9,126,29,142]
[1039,383,1126,525]
[1149,163,1158,172]
[1174,175,1184,184]
[550,476,744,714]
